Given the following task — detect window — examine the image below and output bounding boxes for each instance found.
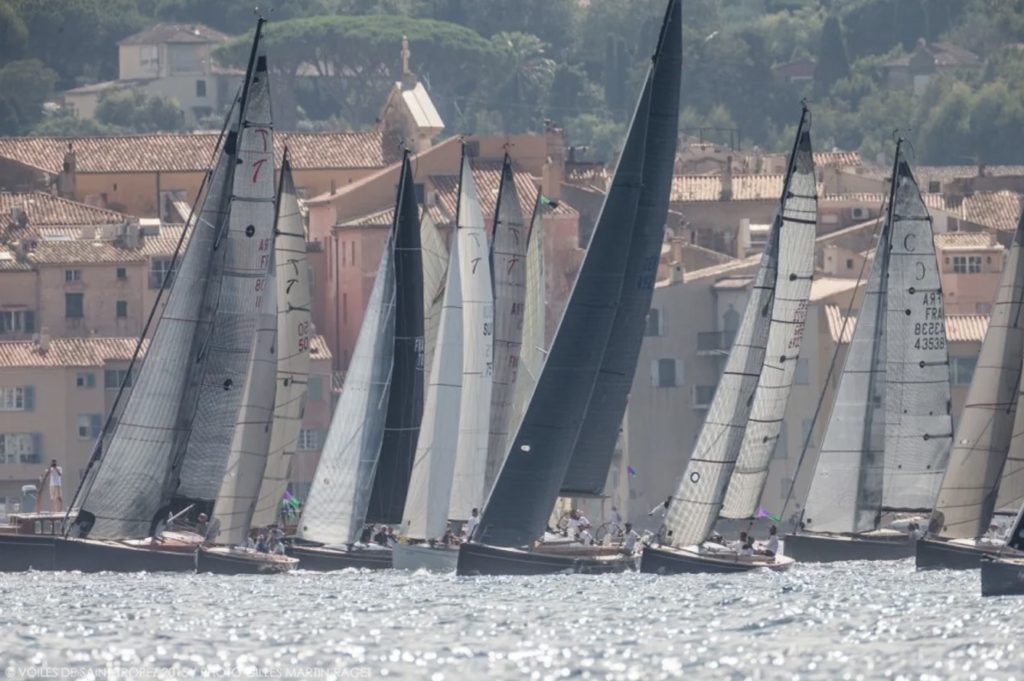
[794,358,810,385]
[342,293,348,324]
[195,79,207,97]
[952,256,982,274]
[65,293,84,319]
[139,44,159,69]
[845,258,854,270]
[350,241,355,265]
[0,309,35,334]
[976,303,992,315]
[116,300,128,318]
[65,269,81,283]
[413,183,425,204]
[950,356,977,386]
[104,369,132,389]
[116,267,127,280]
[652,358,681,387]
[644,309,663,337]
[307,376,324,402]
[298,429,322,450]
[76,372,96,389]
[149,258,173,289]
[928,180,941,193]
[693,385,716,409]
[0,386,32,411]
[77,414,103,440]
[0,433,39,464]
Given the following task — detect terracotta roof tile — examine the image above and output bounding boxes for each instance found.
[671,174,822,202]
[0,192,127,228]
[826,305,987,344]
[934,231,997,250]
[0,132,395,175]
[814,151,862,167]
[118,23,228,46]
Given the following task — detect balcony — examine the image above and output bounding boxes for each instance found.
[696,330,736,355]
[692,385,717,410]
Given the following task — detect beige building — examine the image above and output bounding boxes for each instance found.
[0,335,333,513]
[65,23,239,126]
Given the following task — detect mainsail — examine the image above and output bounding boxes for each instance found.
[365,154,425,524]
[300,152,419,542]
[802,143,952,534]
[420,211,449,388]
[73,24,268,540]
[484,154,528,491]
[929,209,1024,539]
[448,154,495,521]
[402,225,464,540]
[664,113,816,547]
[474,0,681,548]
[251,155,311,529]
[721,112,818,520]
[509,198,547,441]
[560,0,682,498]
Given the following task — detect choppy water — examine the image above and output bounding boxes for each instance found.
[1,561,1021,680]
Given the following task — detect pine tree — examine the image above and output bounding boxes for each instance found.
[814,14,851,98]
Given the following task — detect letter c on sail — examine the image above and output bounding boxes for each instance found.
[915,261,926,280]
[903,233,916,252]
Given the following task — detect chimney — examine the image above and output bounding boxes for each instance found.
[57,142,77,198]
[542,120,566,201]
[737,218,751,258]
[36,327,50,355]
[669,262,684,285]
[81,224,96,241]
[121,219,140,249]
[9,205,27,230]
[720,155,733,201]
[977,162,987,178]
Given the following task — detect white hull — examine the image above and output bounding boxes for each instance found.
[392,542,459,572]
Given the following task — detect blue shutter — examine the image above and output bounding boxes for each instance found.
[90,414,102,438]
[32,433,42,463]
[23,386,34,411]
[25,310,35,333]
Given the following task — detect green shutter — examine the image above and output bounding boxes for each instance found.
[23,386,34,411]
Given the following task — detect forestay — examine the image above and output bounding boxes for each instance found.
[448,155,495,521]
[252,157,311,529]
[485,155,528,491]
[402,229,464,540]
[930,209,1024,539]
[721,119,818,520]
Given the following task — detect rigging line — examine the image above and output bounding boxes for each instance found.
[63,91,239,537]
[780,198,891,527]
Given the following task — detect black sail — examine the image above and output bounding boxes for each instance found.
[365,154,425,523]
[561,0,682,496]
[475,0,681,547]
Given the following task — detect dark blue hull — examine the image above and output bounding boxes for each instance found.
[784,532,915,563]
[286,544,392,571]
[981,557,1024,596]
[639,545,793,574]
[915,536,1003,571]
[457,542,633,576]
[0,534,56,571]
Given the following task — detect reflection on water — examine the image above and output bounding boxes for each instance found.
[0,561,1019,680]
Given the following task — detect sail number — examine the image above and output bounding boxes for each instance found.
[787,300,809,350]
[296,320,311,352]
[913,291,945,351]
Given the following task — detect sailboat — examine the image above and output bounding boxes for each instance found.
[286,151,423,571]
[785,140,954,562]
[195,153,307,575]
[980,505,1024,595]
[639,106,816,575]
[40,20,275,573]
[917,206,1024,571]
[456,0,681,577]
[509,195,547,438]
[393,149,486,572]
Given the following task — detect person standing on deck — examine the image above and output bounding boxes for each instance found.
[623,523,641,554]
[465,508,480,541]
[47,460,63,513]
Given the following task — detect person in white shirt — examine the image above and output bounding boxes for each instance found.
[764,525,779,557]
[578,527,594,546]
[48,460,63,513]
[740,541,754,557]
[622,523,641,553]
[464,508,480,541]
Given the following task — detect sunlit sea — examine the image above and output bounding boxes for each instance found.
[1,560,1021,681]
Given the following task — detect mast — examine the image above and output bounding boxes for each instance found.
[365,151,425,524]
[251,153,312,530]
[447,150,495,521]
[560,0,683,497]
[474,0,681,548]
[402,218,464,540]
[484,153,528,491]
[929,205,1024,539]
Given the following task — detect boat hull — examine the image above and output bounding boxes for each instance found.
[456,541,634,576]
[53,537,195,573]
[915,536,1004,571]
[0,534,56,571]
[981,557,1024,596]
[639,545,793,574]
[285,544,392,571]
[195,547,297,575]
[784,532,915,563]
[392,543,458,572]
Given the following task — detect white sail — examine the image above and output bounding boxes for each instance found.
[721,132,817,519]
[298,234,396,545]
[664,121,814,548]
[448,157,495,521]
[251,159,311,529]
[402,236,464,540]
[211,257,278,546]
[931,220,1024,538]
[509,202,546,440]
[176,50,276,502]
[420,211,449,388]
[485,159,528,490]
[803,150,951,534]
